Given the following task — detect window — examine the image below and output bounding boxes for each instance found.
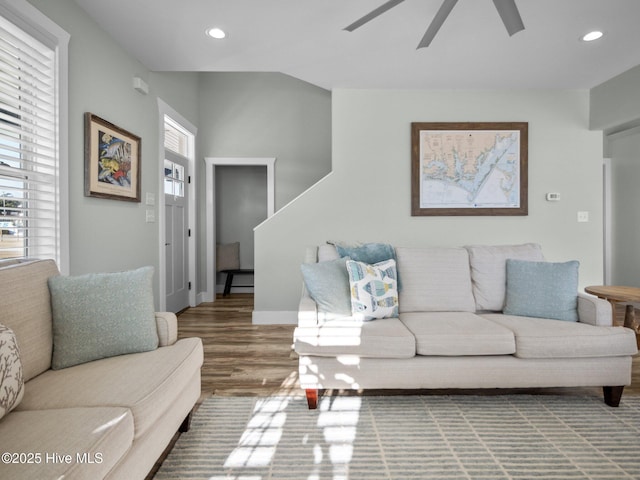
[0,4,68,269]
[163,115,191,198]
[164,159,185,197]
[164,116,191,157]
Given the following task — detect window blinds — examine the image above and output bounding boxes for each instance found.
[0,14,59,262]
[164,115,190,157]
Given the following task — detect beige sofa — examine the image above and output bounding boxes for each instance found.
[295,244,638,409]
[0,259,203,480]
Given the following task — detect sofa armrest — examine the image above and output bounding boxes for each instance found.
[577,293,613,326]
[298,245,320,327]
[155,312,178,346]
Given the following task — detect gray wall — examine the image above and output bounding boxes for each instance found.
[591,65,640,287]
[28,0,200,306]
[197,72,332,291]
[590,64,640,135]
[255,89,604,315]
[608,130,640,286]
[24,0,629,315]
[26,2,334,303]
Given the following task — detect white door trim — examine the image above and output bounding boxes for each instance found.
[603,157,612,285]
[204,157,275,302]
[158,99,197,311]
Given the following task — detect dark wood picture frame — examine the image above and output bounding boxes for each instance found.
[84,112,141,202]
[411,122,528,216]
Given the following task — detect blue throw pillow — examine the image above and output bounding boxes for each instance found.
[335,242,402,290]
[504,259,579,322]
[335,242,396,264]
[48,266,159,369]
[301,257,352,317]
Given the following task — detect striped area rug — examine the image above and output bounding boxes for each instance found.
[155,395,640,480]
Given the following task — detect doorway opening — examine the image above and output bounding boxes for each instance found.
[204,157,275,302]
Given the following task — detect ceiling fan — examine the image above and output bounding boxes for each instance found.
[345,0,525,49]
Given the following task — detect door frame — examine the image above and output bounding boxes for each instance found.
[158,99,197,311]
[204,157,275,303]
[603,157,611,285]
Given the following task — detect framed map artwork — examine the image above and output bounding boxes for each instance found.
[411,122,528,216]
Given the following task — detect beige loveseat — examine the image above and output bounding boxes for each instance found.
[295,244,638,409]
[0,259,203,479]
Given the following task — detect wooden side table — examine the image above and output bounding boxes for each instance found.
[584,285,640,331]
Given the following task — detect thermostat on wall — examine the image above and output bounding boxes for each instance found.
[546,192,561,201]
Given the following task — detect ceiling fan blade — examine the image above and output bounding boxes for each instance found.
[344,0,406,32]
[492,0,524,36]
[417,0,459,49]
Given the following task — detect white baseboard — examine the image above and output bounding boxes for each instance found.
[252,310,297,325]
[196,291,212,304]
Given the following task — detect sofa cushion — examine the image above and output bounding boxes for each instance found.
[346,259,399,320]
[400,312,516,356]
[504,259,579,322]
[396,247,476,312]
[0,325,24,419]
[15,337,203,439]
[294,317,416,358]
[465,243,544,311]
[301,257,352,317]
[0,407,133,480]
[483,314,639,358]
[48,266,159,369]
[0,259,59,381]
[318,244,340,262]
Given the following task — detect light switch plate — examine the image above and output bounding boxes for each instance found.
[146,209,155,223]
[577,211,589,222]
[146,192,155,206]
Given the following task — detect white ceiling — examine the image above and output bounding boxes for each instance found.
[72,0,640,91]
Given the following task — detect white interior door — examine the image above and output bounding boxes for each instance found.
[164,151,189,312]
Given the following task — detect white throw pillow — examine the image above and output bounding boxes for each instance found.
[0,324,24,419]
[346,259,399,321]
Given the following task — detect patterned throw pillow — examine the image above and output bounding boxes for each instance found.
[346,259,399,321]
[0,324,24,420]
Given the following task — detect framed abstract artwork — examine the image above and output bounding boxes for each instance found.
[84,113,141,202]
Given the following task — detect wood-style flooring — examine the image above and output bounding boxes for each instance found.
[179,294,639,400]
[177,294,300,400]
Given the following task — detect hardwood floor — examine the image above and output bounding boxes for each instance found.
[148,294,639,479]
[177,294,300,400]
[178,294,639,400]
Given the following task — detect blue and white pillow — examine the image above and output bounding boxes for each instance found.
[346,259,399,321]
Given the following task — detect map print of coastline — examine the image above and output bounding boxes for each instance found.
[420,130,520,209]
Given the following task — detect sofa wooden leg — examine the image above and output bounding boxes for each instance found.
[305,389,318,409]
[179,410,193,432]
[603,386,624,407]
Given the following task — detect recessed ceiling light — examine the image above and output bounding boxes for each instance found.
[206,27,226,39]
[582,30,604,42]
